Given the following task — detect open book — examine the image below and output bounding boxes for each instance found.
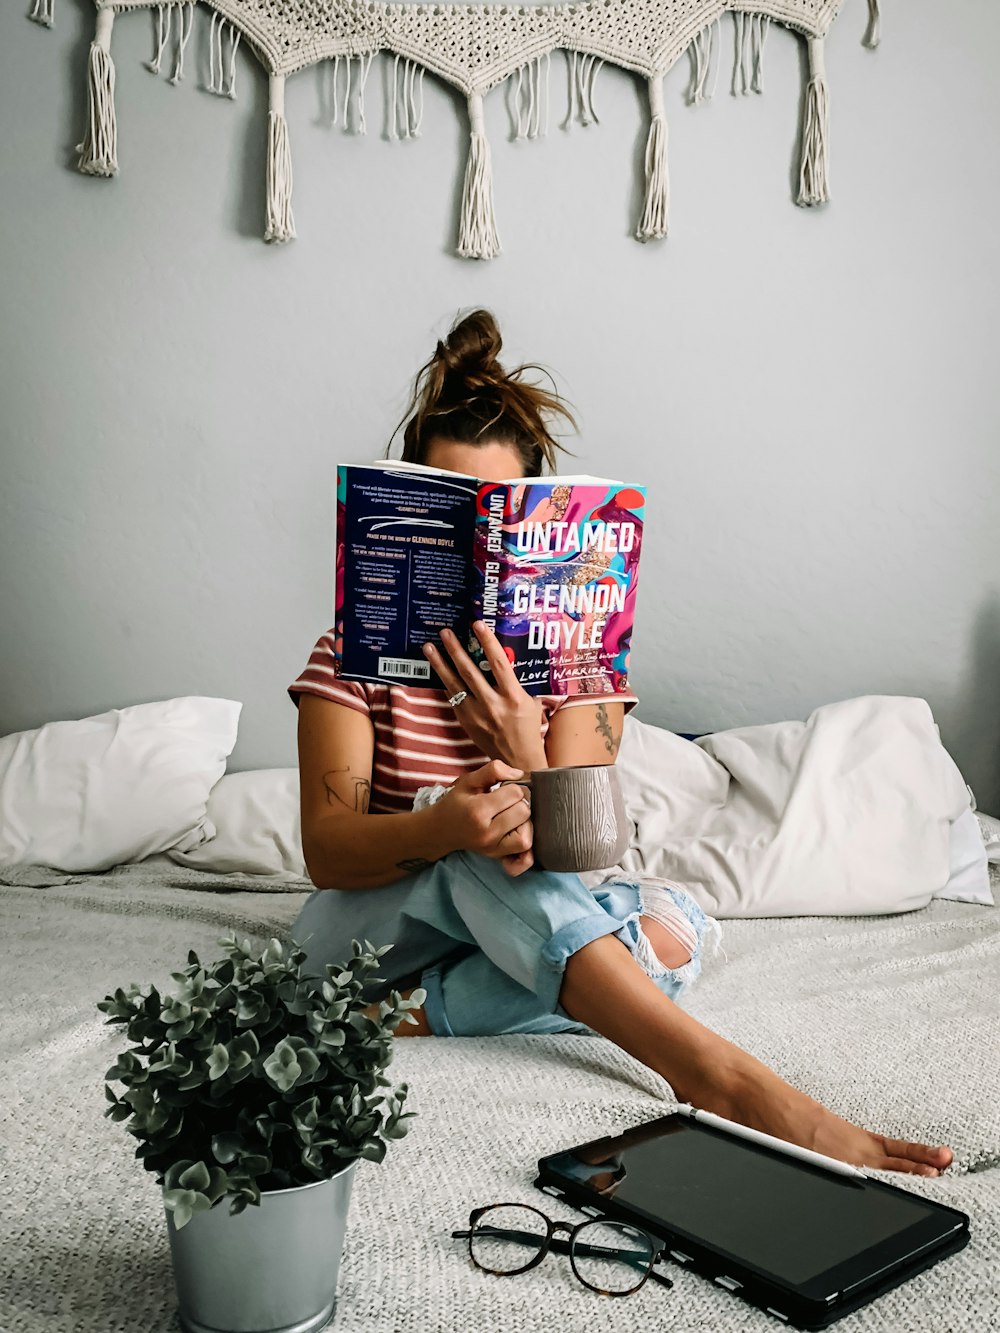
[332,460,645,696]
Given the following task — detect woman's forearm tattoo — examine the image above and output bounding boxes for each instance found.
[595,703,618,757]
[322,768,371,814]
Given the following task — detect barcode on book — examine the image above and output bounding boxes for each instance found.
[378,657,430,681]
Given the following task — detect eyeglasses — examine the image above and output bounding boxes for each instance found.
[452,1203,673,1297]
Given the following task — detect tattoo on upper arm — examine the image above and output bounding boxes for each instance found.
[594,703,619,757]
[322,768,371,814]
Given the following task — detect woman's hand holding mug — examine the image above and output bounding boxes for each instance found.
[432,760,534,877]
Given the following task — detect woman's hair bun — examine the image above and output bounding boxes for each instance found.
[393,307,575,477]
[436,309,502,379]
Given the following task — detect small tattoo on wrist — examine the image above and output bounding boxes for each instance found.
[396,857,433,874]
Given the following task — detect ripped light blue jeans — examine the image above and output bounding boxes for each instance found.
[290,850,714,1037]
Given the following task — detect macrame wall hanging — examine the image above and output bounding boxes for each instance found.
[28,0,883,253]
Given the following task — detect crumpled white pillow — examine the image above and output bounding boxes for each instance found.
[586,703,985,917]
[0,697,241,873]
[936,805,993,905]
[167,768,307,881]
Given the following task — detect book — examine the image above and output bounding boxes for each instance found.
[332,460,645,697]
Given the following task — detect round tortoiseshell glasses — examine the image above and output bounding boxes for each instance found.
[452,1203,673,1296]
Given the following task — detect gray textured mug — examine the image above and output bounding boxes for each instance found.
[506,764,630,873]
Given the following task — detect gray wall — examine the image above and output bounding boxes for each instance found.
[2,1,999,811]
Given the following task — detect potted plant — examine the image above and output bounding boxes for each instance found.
[99,933,423,1333]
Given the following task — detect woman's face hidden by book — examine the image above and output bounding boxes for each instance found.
[424,437,526,482]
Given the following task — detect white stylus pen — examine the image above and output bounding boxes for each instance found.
[675,1104,868,1180]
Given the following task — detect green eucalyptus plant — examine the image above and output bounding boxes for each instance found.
[98,934,424,1229]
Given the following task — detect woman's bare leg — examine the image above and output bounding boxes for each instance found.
[559,935,953,1178]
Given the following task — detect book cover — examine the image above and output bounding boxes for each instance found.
[472,479,644,697]
[333,462,644,696]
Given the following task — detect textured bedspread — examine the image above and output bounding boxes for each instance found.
[2,859,998,1333]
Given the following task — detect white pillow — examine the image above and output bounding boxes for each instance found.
[0,697,241,873]
[167,768,307,881]
[593,702,972,917]
[934,805,993,905]
[977,811,1000,862]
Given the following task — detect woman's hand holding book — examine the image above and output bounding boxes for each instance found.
[422,622,548,774]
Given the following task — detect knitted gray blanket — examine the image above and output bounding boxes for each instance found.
[2,859,998,1333]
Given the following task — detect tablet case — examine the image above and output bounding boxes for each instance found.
[535,1116,969,1330]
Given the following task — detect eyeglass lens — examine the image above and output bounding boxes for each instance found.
[571,1220,654,1294]
[469,1205,654,1294]
[470,1205,549,1275]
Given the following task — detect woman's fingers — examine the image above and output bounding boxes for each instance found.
[424,631,490,703]
[484,784,531,824]
[421,640,467,699]
[458,760,525,793]
[471,620,520,695]
[502,847,535,876]
[492,804,533,852]
[436,628,493,700]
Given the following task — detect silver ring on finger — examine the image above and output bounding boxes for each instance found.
[447,690,468,708]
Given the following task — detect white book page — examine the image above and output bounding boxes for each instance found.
[345,460,632,487]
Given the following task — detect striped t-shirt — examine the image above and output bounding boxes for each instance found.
[288,629,638,815]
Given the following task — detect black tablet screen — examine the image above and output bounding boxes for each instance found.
[544,1119,948,1287]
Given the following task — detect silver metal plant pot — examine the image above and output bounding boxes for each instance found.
[165,1162,357,1333]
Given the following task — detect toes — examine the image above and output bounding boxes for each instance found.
[877,1156,941,1177]
[880,1138,953,1171]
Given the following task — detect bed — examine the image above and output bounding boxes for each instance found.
[3,856,998,1333]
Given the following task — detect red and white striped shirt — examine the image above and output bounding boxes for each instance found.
[288,629,638,815]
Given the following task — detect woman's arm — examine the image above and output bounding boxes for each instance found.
[544,700,625,768]
[297,694,534,890]
[298,695,447,890]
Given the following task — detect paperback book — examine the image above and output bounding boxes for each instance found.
[332,460,645,697]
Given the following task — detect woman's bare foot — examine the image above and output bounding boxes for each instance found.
[364,989,432,1036]
[558,933,954,1180]
[686,1056,954,1177]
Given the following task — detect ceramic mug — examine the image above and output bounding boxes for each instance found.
[505,764,630,873]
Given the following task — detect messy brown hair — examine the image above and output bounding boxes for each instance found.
[390,309,575,476]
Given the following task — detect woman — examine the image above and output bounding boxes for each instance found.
[288,310,952,1178]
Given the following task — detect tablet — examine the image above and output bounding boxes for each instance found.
[535,1114,968,1330]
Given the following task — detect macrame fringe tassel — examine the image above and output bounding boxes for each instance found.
[29,0,55,29]
[389,55,425,139]
[145,3,195,85]
[207,12,241,97]
[146,5,168,74]
[458,93,500,260]
[636,77,668,241]
[77,8,118,177]
[563,50,602,128]
[511,53,550,139]
[797,38,830,206]
[864,0,881,49]
[168,3,194,86]
[689,18,719,105]
[732,12,768,95]
[265,75,296,243]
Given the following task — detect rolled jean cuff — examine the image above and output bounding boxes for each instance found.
[536,912,633,1012]
[421,963,456,1037]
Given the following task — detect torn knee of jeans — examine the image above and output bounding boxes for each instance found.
[619,918,676,980]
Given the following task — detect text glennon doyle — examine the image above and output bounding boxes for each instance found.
[482,496,636,652]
